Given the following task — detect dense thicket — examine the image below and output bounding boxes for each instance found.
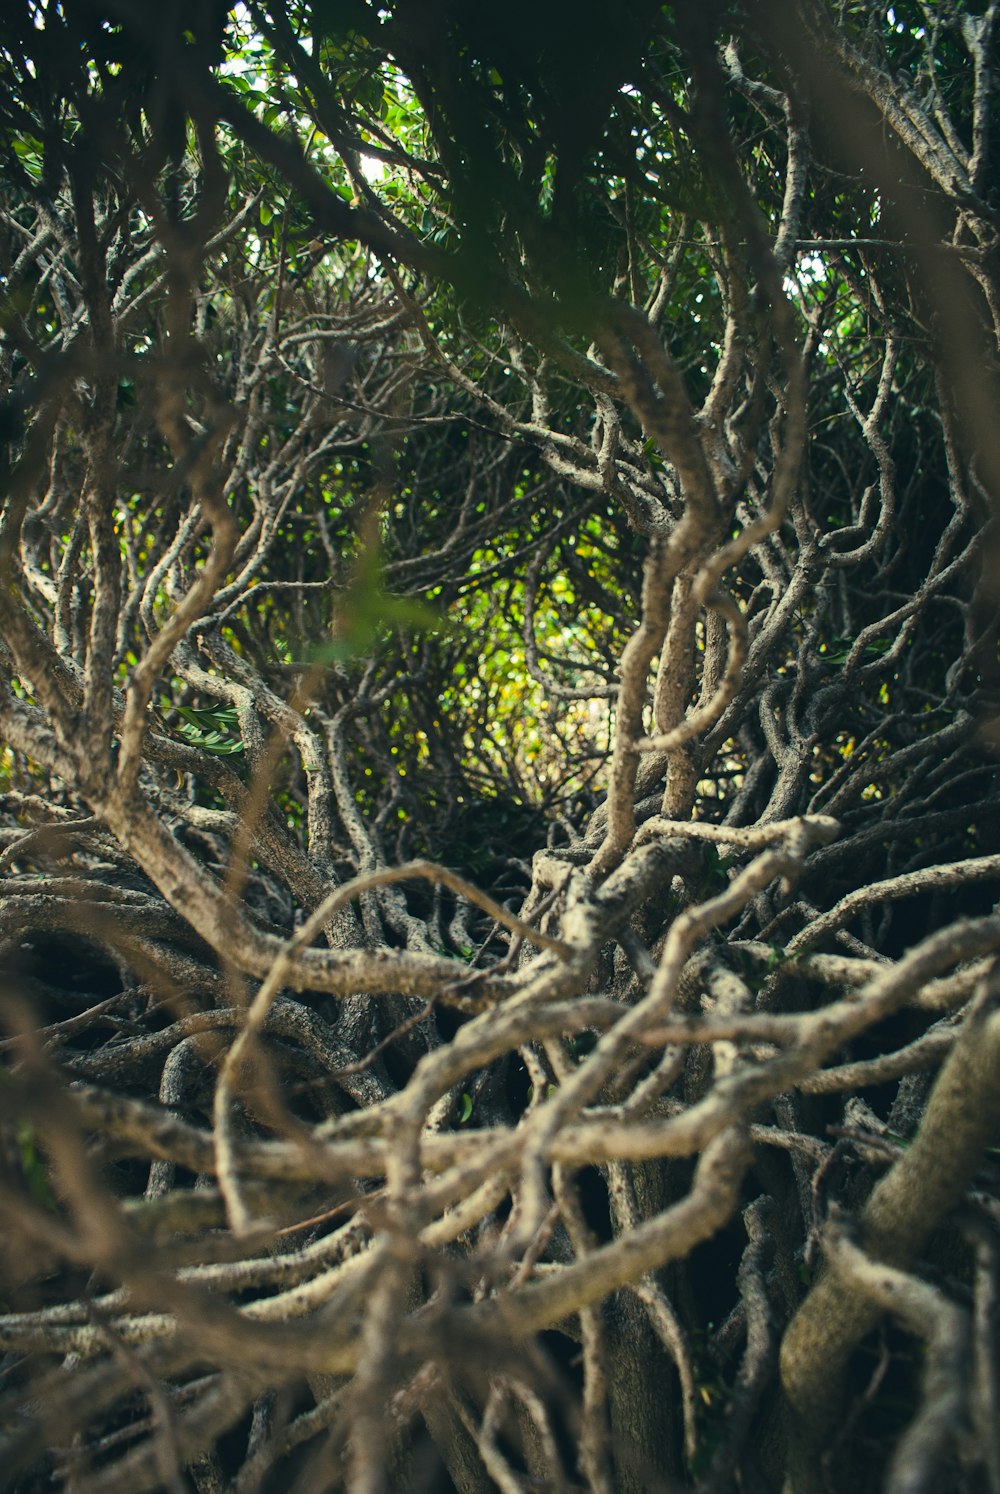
[1,3,999,1491]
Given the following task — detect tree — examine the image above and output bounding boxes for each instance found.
[1,1,999,1489]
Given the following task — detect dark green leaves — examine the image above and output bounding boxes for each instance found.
[161,700,245,756]
[822,638,893,667]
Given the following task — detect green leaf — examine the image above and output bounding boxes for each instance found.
[823,636,893,667]
[175,704,240,728]
[641,436,665,470]
[163,699,245,755]
[17,1123,57,1212]
[310,545,452,665]
[458,1092,473,1123]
